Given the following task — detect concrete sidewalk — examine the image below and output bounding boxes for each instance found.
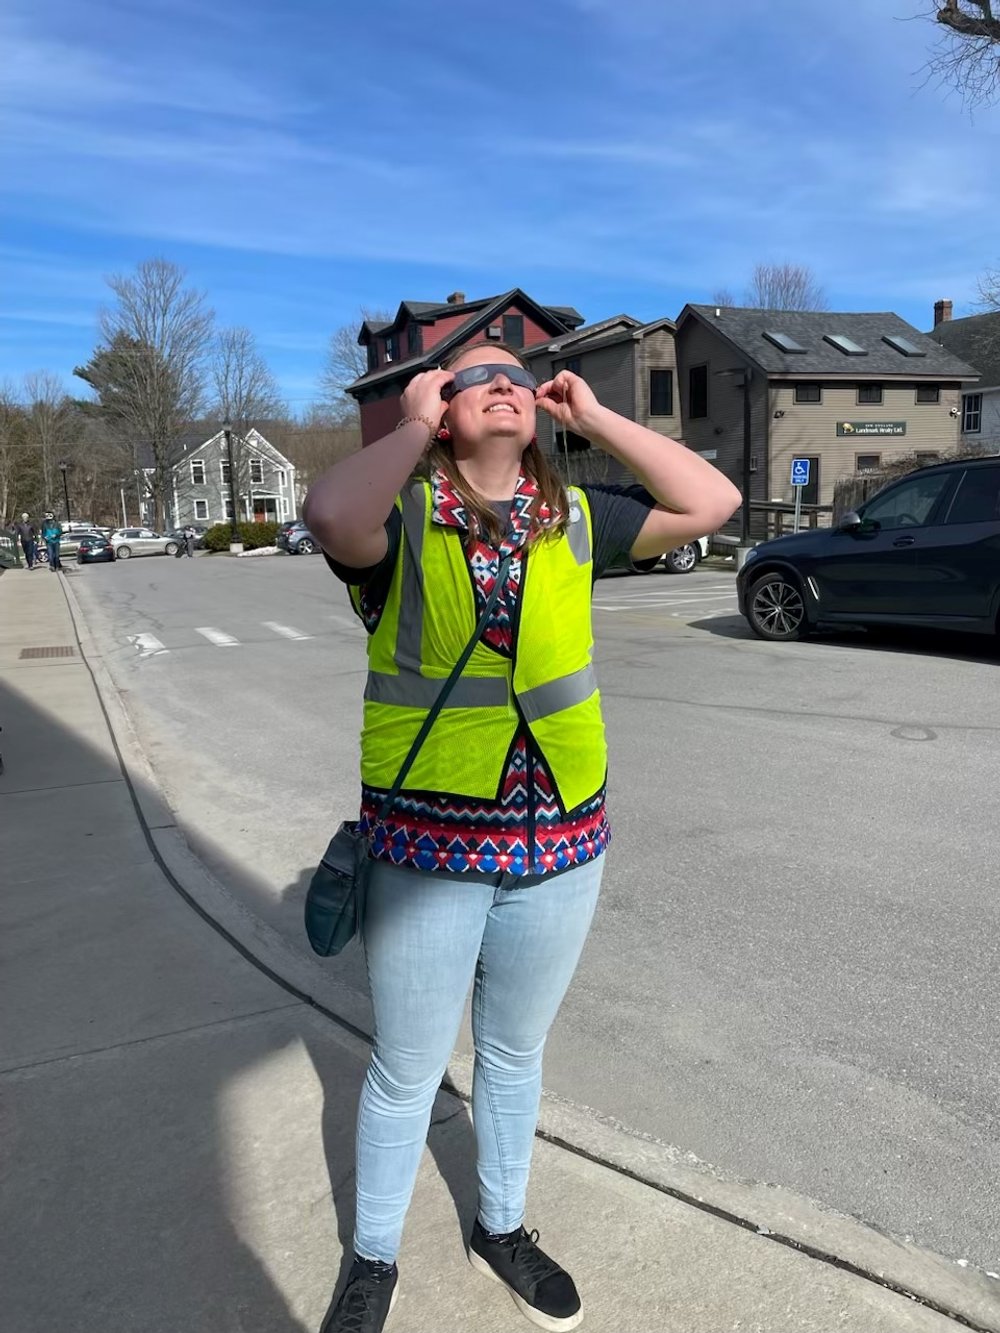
[1,564,994,1333]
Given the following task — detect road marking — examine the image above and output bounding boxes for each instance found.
[262,621,312,641]
[195,626,240,647]
[127,633,167,658]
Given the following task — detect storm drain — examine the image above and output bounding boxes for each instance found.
[19,646,76,659]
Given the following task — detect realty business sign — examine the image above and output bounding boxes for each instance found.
[836,421,907,437]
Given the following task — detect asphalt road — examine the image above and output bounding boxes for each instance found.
[69,552,1000,1271]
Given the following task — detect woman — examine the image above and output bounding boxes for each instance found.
[304,342,740,1332]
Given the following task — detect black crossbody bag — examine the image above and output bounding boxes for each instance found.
[304,553,513,957]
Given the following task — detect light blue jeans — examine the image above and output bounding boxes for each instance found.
[354,855,604,1263]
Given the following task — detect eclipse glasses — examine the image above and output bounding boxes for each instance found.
[440,363,538,401]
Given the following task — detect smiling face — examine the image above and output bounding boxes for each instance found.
[443,346,536,454]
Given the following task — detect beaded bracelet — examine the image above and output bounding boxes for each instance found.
[395,415,437,442]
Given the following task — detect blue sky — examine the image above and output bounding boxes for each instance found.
[2,0,998,409]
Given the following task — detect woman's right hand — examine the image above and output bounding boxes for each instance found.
[399,369,454,432]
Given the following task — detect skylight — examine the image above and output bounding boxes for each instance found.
[763,331,807,354]
[882,334,926,358]
[823,333,868,356]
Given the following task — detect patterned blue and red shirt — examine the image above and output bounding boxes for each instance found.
[327,468,651,882]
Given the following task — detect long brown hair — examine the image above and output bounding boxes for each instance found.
[423,341,570,548]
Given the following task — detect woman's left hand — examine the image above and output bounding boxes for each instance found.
[534,371,602,436]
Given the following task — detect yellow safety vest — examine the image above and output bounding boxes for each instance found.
[353,481,607,814]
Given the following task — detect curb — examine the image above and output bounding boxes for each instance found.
[58,573,1000,1332]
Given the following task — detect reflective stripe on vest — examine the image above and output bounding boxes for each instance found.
[363,485,595,718]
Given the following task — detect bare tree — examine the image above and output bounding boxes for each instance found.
[926,1,1000,105]
[266,404,361,491]
[745,263,827,311]
[23,372,75,513]
[978,262,1000,309]
[710,287,737,308]
[0,383,32,524]
[77,259,213,529]
[208,326,285,520]
[319,306,393,421]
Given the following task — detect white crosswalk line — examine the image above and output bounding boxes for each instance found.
[195,626,240,647]
[262,621,312,641]
[127,633,167,658]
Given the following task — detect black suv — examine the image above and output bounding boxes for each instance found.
[738,456,1000,642]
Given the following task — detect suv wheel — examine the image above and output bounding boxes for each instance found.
[296,537,315,555]
[747,571,808,641]
[164,541,179,556]
[116,545,131,560]
[665,543,698,574]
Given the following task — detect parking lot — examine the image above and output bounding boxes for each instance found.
[69,553,1000,1270]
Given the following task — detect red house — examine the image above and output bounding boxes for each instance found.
[347,289,584,445]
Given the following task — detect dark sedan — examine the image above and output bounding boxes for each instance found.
[738,455,1000,641]
[277,521,319,555]
[76,533,116,564]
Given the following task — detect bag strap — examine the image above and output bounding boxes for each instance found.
[374,551,513,826]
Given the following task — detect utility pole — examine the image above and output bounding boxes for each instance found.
[223,417,243,554]
[58,460,71,522]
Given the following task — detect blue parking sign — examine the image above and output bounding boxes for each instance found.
[791,458,811,487]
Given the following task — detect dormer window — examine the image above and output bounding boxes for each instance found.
[367,342,378,372]
[385,335,398,363]
[407,323,421,356]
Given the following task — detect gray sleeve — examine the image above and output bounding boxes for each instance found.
[580,484,657,578]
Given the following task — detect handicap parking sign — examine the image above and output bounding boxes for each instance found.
[791,458,811,487]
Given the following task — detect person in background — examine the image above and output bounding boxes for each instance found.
[14,514,37,569]
[184,525,197,558]
[40,513,63,571]
[303,341,741,1333]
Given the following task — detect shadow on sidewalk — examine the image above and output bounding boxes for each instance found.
[0,677,319,1333]
[280,867,483,1299]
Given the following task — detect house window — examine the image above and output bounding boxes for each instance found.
[249,459,264,485]
[688,365,708,418]
[564,356,581,375]
[649,368,674,417]
[221,459,231,484]
[555,428,590,453]
[384,335,398,363]
[367,342,378,372]
[962,393,982,433]
[194,499,209,521]
[407,323,421,356]
[915,385,940,404]
[224,498,235,520]
[277,470,286,489]
[795,383,822,404]
[503,315,525,349]
[191,459,205,485]
[856,453,882,474]
[857,384,883,405]
[915,451,941,464]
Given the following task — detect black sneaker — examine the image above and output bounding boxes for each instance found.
[469,1219,582,1331]
[320,1254,398,1333]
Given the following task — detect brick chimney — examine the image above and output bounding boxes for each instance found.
[933,299,953,327]
[446,291,466,305]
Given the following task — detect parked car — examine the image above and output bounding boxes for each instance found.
[64,520,111,535]
[277,521,319,555]
[111,527,181,559]
[76,533,116,564]
[58,529,106,558]
[629,536,710,575]
[737,455,1000,642]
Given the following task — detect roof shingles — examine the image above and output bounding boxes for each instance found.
[684,305,979,380]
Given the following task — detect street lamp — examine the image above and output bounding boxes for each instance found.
[117,477,129,527]
[222,416,243,553]
[58,460,72,522]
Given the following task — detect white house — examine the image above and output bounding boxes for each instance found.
[139,427,298,528]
